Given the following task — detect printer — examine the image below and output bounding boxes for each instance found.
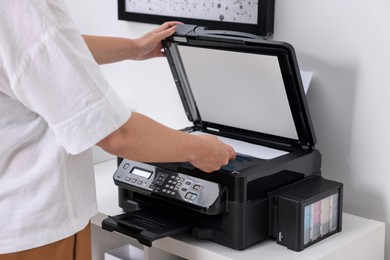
[102,24,343,251]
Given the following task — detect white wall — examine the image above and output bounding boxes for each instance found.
[64,0,390,258]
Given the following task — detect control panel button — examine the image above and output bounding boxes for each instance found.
[152,172,169,186]
[185,192,198,201]
[193,184,202,191]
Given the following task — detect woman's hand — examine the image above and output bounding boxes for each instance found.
[132,21,182,60]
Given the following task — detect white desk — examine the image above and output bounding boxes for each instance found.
[92,160,385,260]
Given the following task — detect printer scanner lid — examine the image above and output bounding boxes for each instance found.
[164,25,316,149]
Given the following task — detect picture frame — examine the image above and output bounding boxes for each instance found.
[118,0,274,36]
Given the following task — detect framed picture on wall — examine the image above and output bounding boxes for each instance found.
[118,0,274,36]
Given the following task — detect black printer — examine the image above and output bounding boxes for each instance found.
[102,24,343,251]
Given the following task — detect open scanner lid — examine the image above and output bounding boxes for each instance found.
[164,24,316,149]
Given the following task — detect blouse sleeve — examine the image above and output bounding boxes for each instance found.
[10,24,132,154]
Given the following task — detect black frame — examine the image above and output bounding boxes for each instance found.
[118,0,275,36]
[163,24,317,148]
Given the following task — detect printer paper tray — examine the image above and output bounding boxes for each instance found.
[102,209,195,247]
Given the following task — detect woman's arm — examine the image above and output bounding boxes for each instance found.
[82,22,180,64]
[97,112,236,173]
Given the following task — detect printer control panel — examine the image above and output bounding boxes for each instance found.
[114,160,223,209]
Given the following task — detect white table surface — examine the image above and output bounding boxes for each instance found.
[92,159,385,260]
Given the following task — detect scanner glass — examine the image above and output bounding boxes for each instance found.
[178,45,298,140]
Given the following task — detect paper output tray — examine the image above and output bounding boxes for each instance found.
[102,209,195,246]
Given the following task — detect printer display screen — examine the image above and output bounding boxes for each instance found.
[177,45,298,140]
[131,167,153,179]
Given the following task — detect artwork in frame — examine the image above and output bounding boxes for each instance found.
[118,0,274,36]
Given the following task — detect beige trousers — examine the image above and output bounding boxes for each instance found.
[0,223,91,260]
